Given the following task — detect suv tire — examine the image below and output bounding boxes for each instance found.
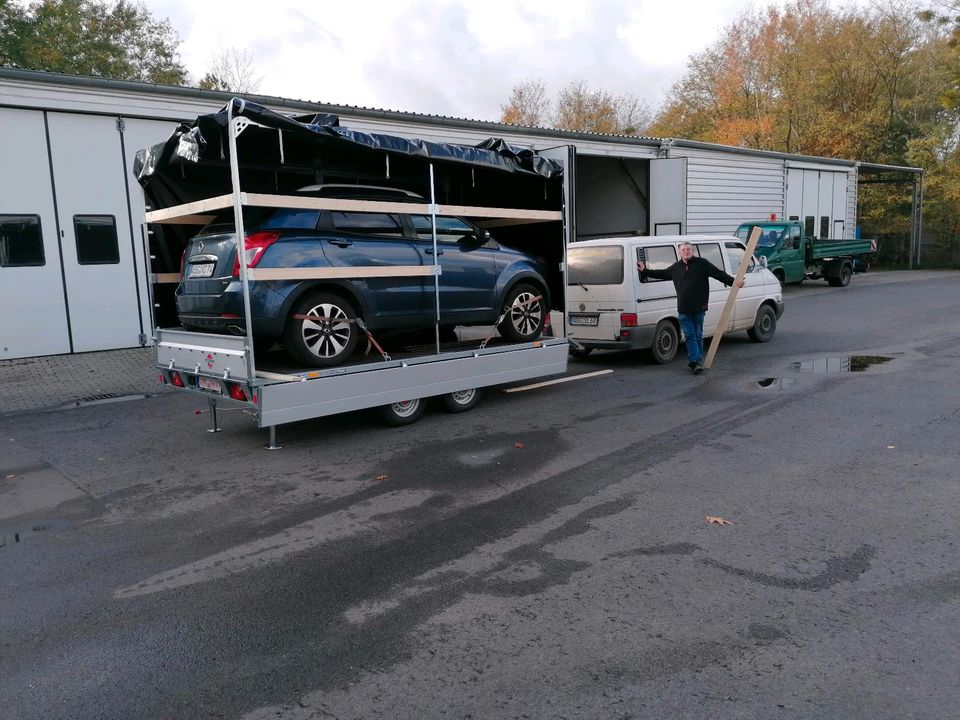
[284,291,360,367]
[498,283,546,343]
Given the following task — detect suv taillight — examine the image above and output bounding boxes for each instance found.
[232,231,280,277]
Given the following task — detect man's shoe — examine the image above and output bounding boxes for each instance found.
[693,363,704,375]
[688,361,697,371]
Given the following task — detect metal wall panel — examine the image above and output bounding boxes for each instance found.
[0,107,71,359]
[673,149,785,234]
[46,112,142,352]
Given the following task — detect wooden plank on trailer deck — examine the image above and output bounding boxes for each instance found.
[702,226,762,369]
[145,195,234,223]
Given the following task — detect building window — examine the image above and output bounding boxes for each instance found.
[820,216,830,239]
[804,216,815,239]
[0,214,45,267]
[74,215,120,264]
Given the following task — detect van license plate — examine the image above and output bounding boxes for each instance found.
[569,314,598,326]
[197,376,222,394]
[189,263,215,278]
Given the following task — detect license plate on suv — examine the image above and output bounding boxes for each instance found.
[188,262,215,278]
[569,314,599,327]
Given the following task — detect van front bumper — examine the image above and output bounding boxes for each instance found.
[570,326,656,351]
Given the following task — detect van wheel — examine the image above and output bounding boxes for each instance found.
[748,305,777,343]
[379,398,426,426]
[650,321,679,364]
[440,388,481,413]
[499,283,546,342]
[284,292,359,367]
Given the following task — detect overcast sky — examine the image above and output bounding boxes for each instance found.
[146,0,867,122]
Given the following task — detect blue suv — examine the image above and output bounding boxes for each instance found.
[176,186,551,367]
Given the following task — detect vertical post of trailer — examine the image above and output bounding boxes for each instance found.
[429,163,441,354]
[226,98,257,382]
[141,223,157,340]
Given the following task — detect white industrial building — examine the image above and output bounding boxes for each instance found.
[0,67,921,361]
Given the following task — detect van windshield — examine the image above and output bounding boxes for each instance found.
[567,245,624,285]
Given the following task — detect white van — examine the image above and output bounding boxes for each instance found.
[564,235,784,362]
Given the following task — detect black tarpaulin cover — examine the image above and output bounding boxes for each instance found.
[134,98,563,196]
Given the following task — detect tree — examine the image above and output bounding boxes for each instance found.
[197,48,261,94]
[500,79,550,127]
[0,0,187,84]
[500,79,651,135]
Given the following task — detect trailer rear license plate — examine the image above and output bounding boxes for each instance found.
[569,314,598,326]
[188,263,215,278]
[197,376,222,394]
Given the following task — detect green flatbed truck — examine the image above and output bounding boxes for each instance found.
[735,220,876,287]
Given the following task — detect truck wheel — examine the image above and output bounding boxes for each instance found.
[748,305,777,343]
[379,398,426,426]
[650,320,679,364]
[499,283,546,342]
[828,265,852,287]
[284,292,359,367]
[440,388,481,413]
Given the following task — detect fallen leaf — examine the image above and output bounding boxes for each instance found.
[375,474,389,482]
[514,442,526,449]
[705,515,733,526]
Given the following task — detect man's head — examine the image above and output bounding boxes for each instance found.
[679,242,694,261]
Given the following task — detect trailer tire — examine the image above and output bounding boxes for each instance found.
[748,304,777,343]
[828,265,852,287]
[440,388,481,413]
[379,398,426,426]
[650,320,679,364]
[498,283,546,342]
[284,291,359,367]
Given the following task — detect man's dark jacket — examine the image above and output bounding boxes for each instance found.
[641,256,735,314]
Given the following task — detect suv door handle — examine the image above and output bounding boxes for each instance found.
[424,248,444,256]
[329,239,353,248]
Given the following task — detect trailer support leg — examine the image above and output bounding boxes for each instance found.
[206,398,222,433]
[265,425,281,451]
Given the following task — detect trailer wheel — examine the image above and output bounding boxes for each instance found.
[499,283,546,342]
[650,320,679,364]
[828,265,852,287]
[379,398,426,426]
[284,292,359,367]
[748,305,777,343]
[440,388,481,413]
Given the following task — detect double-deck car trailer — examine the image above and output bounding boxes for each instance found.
[136,99,572,447]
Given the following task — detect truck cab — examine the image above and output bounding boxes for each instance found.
[736,221,805,284]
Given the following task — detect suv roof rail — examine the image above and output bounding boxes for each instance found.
[296,183,423,198]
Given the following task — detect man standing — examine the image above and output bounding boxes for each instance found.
[637,242,744,374]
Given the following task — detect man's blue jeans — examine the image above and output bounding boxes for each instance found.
[678,311,705,365]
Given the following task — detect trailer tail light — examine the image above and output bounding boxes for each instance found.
[620,313,638,327]
[233,231,280,277]
[170,371,185,388]
[228,383,247,402]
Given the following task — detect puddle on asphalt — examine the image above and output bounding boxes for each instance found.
[792,355,893,374]
[757,355,893,389]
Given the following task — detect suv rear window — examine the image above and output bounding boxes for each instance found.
[567,245,624,285]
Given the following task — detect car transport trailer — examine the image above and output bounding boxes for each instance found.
[136,99,572,447]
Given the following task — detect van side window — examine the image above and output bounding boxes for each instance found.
[695,243,724,271]
[567,245,623,285]
[638,245,677,283]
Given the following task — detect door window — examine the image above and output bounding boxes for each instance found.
[695,243,724,271]
[789,225,801,249]
[74,215,120,264]
[329,211,403,236]
[724,242,756,272]
[638,245,677,283]
[0,214,45,267]
[411,215,475,243]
